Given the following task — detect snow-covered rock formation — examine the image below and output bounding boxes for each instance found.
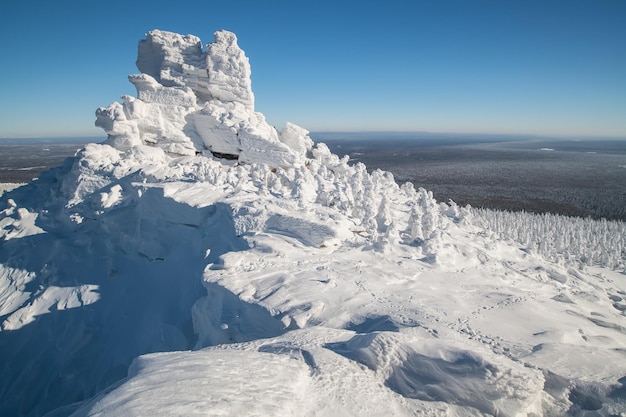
[96,29,311,166]
[1,29,625,417]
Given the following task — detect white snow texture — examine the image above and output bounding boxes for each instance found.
[1,29,625,417]
[96,29,310,167]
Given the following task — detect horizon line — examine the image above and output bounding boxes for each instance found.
[1,131,625,142]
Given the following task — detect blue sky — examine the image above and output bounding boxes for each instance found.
[0,0,624,138]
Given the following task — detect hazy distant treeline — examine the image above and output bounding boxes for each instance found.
[320,135,626,221]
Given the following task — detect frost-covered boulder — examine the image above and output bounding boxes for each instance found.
[136,29,209,102]
[206,30,254,110]
[96,29,312,166]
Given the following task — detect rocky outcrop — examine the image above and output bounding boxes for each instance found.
[96,29,311,167]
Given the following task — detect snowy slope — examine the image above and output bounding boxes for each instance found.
[1,30,625,417]
[0,183,24,197]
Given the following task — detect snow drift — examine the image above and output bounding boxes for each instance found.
[1,29,625,417]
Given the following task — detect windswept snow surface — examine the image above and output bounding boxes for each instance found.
[1,29,626,417]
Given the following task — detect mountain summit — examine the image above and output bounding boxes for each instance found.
[96,29,311,166]
[1,30,625,417]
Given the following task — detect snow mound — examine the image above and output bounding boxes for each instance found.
[325,331,545,416]
[71,346,311,417]
[1,29,626,417]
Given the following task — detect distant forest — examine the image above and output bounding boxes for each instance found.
[317,134,626,221]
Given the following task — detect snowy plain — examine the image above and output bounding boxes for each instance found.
[1,29,625,417]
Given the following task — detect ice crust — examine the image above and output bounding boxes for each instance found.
[1,29,626,417]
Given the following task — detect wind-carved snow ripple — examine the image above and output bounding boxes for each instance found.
[257,341,320,376]
[324,332,546,416]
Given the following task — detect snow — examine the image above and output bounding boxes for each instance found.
[1,29,626,417]
[0,183,24,197]
[205,30,255,109]
[97,29,308,166]
[72,347,310,417]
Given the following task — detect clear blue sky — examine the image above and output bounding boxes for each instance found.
[1,0,624,138]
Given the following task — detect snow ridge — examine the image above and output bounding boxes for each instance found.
[1,29,625,417]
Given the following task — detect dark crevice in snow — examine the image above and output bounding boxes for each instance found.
[211,151,239,160]
[257,342,319,376]
[345,315,401,333]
